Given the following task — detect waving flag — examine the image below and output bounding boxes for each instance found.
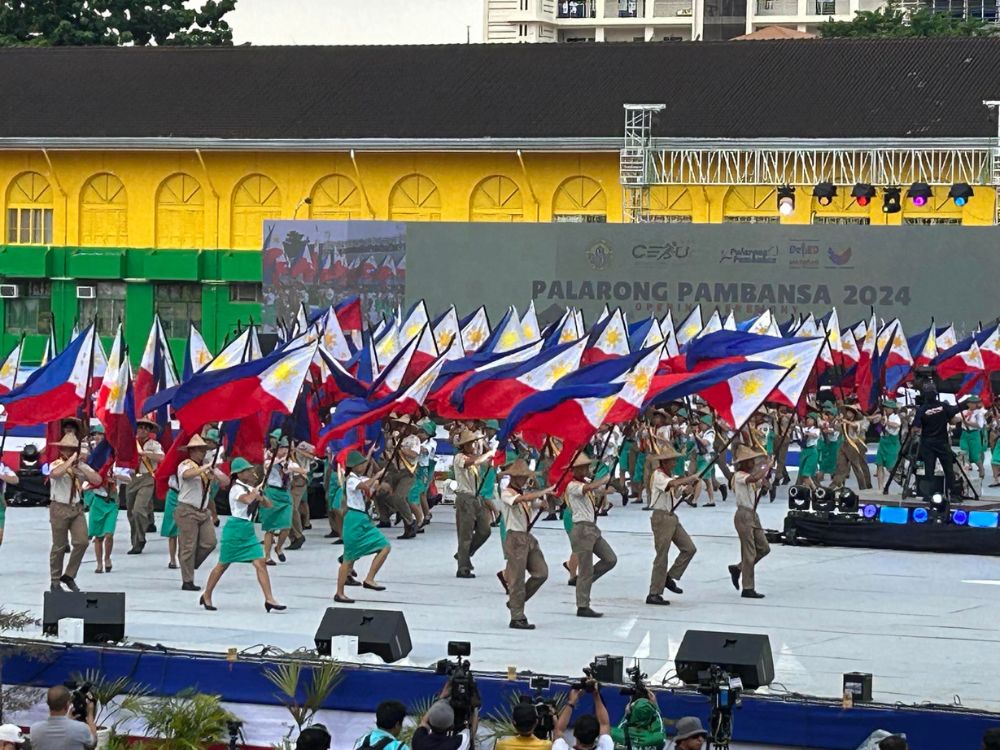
[880,320,913,392]
[583,308,629,365]
[485,306,524,354]
[335,296,363,336]
[934,336,986,381]
[369,333,421,397]
[291,245,317,282]
[0,326,97,427]
[660,311,680,357]
[361,255,378,276]
[134,315,178,418]
[0,339,23,395]
[183,324,214,381]
[936,325,958,352]
[853,314,879,411]
[172,342,317,433]
[375,256,397,283]
[796,313,819,338]
[559,345,662,424]
[40,328,58,366]
[698,362,793,430]
[374,323,401,366]
[644,360,781,410]
[699,309,723,338]
[723,311,737,331]
[95,325,124,415]
[543,310,576,347]
[317,346,370,403]
[94,359,139,470]
[908,324,938,368]
[520,301,541,342]
[675,307,703,348]
[460,306,491,353]
[319,307,353,362]
[433,306,465,361]
[977,325,1000,372]
[497,382,624,451]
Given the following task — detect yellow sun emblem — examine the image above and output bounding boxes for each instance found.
[559,328,575,343]
[596,396,617,418]
[777,352,797,369]
[405,324,422,340]
[969,348,983,365]
[740,375,763,398]
[684,324,699,338]
[605,329,621,346]
[500,331,519,349]
[107,383,121,403]
[196,349,211,366]
[522,325,536,339]
[546,361,571,382]
[437,331,454,350]
[271,361,296,385]
[0,362,12,379]
[467,328,485,346]
[628,369,651,393]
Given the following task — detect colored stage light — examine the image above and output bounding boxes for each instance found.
[912,507,929,524]
[812,181,837,207]
[777,185,796,216]
[835,487,859,514]
[882,187,902,214]
[851,183,876,207]
[879,506,909,525]
[862,504,878,519]
[929,493,949,521]
[907,181,932,207]
[952,510,969,526]
[948,182,974,207]
[788,484,812,511]
[968,511,999,529]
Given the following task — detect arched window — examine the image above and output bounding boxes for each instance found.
[388,174,441,221]
[648,186,693,223]
[155,173,205,249]
[470,175,523,222]
[6,171,53,244]
[232,174,281,249]
[310,174,363,220]
[552,176,606,222]
[722,186,779,223]
[80,173,127,246]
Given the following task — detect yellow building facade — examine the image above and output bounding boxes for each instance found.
[1,148,994,254]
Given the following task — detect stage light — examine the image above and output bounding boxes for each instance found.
[929,493,950,523]
[862,504,878,519]
[952,509,969,526]
[777,185,795,216]
[812,181,837,207]
[907,182,932,207]
[788,485,812,511]
[969,511,999,528]
[812,486,835,513]
[851,183,876,207]
[882,187,902,214]
[912,507,929,524]
[948,183,973,207]
[835,487,859,514]
[879,506,909,525]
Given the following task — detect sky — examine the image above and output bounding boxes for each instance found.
[227,0,484,45]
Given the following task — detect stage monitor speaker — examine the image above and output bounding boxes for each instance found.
[917,475,944,498]
[675,630,774,690]
[42,591,125,643]
[591,655,624,684]
[843,672,873,702]
[315,608,411,663]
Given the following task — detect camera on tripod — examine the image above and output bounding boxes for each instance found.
[434,641,479,730]
[63,680,93,722]
[517,676,557,740]
[696,666,742,749]
[620,663,649,700]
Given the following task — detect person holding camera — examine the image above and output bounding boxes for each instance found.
[496,703,553,750]
[412,699,474,750]
[610,691,665,750]
[552,679,612,750]
[29,685,97,750]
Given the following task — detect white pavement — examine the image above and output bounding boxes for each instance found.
[4,484,1000,712]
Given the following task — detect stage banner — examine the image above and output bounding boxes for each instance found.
[261,220,406,333]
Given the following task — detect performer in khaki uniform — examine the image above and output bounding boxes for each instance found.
[727,445,772,599]
[499,459,553,630]
[564,454,614,618]
[48,434,101,592]
[646,446,701,606]
[174,434,225,591]
[374,416,419,539]
[831,404,872,490]
[125,418,163,554]
[287,441,316,551]
[452,428,495,578]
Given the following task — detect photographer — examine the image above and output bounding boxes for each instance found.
[552,679,612,750]
[610,690,665,750]
[495,703,553,750]
[29,686,96,750]
[412,700,474,750]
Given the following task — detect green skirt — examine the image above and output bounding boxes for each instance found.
[160,488,179,538]
[820,439,840,474]
[327,474,342,511]
[992,440,1000,466]
[343,508,389,563]
[259,486,293,532]
[562,506,573,535]
[798,445,819,478]
[618,440,634,474]
[479,465,497,501]
[960,430,984,464]
[695,454,711,474]
[85,491,118,538]
[219,516,264,564]
[632,452,646,485]
[672,451,688,477]
[0,497,6,529]
[409,465,431,505]
[766,431,775,455]
[594,463,610,479]
[875,434,901,469]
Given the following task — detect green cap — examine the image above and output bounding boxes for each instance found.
[345,450,367,469]
[90,423,105,434]
[230,457,254,474]
[278,437,290,447]
[823,403,838,415]
[205,428,220,442]
[882,399,898,409]
[968,395,982,403]
[700,414,713,425]
[484,419,501,431]
[677,407,689,418]
[807,412,821,421]
[421,420,437,436]
[269,429,283,439]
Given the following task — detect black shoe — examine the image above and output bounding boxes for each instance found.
[645,594,670,606]
[345,577,362,587]
[576,607,603,618]
[543,513,558,521]
[147,523,157,533]
[287,538,304,551]
[363,581,386,591]
[265,601,287,612]
[332,538,344,545]
[742,589,765,599]
[704,502,716,508]
[182,582,201,592]
[199,595,217,612]
[567,576,577,586]
[665,577,683,595]
[398,525,417,540]
[456,571,475,579]
[324,531,339,538]
[377,521,391,528]
[720,485,728,502]
[126,547,142,555]
[728,565,741,591]
[59,575,80,593]
[509,619,536,630]
[49,581,63,592]
[277,552,287,562]
[334,594,355,604]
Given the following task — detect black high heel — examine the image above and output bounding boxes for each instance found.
[199,595,217,612]
[265,601,286,612]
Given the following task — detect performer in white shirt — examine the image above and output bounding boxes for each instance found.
[727,445,772,600]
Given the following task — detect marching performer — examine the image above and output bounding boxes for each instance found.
[199,457,286,612]
[452,429,495,579]
[374,416,419,539]
[831,404,871,490]
[727,445,771,600]
[287,441,317,551]
[564,454,615,618]
[795,414,822,489]
[0,456,18,547]
[646,445,701,606]
[335,450,391,603]
[871,400,902,489]
[48,434,102,592]
[499,459,552,630]
[175,434,224,591]
[959,395,987,479]
[82,426,119,574]
[261,437,306,565]
[125,418,162,555]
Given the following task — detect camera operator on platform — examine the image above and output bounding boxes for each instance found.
[912,382,967,499]
[412,697,475,750]
[610,689,665,750]
[29,685,96,750]
[552,676,612,750]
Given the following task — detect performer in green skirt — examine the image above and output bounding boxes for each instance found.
[199,457,285,612]
[85,479,119,574]
[160,476,180,569]
[335,451,391,604]
[325,466,344,543]
[818,405,841,480]
[872,400,902,490]
[796,414,822,488]
[0,460,19,547]
[260,438,308,566]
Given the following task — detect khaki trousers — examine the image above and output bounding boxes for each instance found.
[290,479,308,541]
[49,502,88,583]
[832,441,872,489]
[648,509,697,596]
[734,506,769,590]
[569,521,617,608]
[503,531,548,620]
[455,492,491,574]
[375,467,414,526]
[174,503,217,585]
[126,473,155,549]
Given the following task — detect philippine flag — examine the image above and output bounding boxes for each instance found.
[583,309,630,365]
[697,361,793,430]
[556,345,661,425]
[675,306,704,348]
[182,323,214,381]
[426,341,544,419]
[433,306,466,361]
[95,325,124,414]
[0,340,23,395]
[94,360,139,470]
[460,307,491,353]
[520,301,541,343]
[0,326,96,427]
[934,336,986,381]
[134,316,178,418]
[482,307,524,354]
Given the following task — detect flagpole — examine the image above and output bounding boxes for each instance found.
[82,318,99,437]
[0,334,26,465]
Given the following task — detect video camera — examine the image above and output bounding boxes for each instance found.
[696,666,742,750]
[516,676,557,740]
[620,664,649,700]
[570,663,599,693]
[62,680,94,722]
[434,641,480,730]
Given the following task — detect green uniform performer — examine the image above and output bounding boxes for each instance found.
[334,451,391,603]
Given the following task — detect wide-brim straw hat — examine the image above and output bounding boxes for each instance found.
[456,429,483,446]
[53,434,80,450]
[136,417,160,430]
[181,434,209,451]
[501,458,533,478]
[655,444,681,461]
[571,453,593,469]
[733,444,766,464]
[296,441,316,458]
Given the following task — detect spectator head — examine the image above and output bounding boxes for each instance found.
[573,715,601,749]
[673,716,708,750]
[983,728,1000,750]
[296,725,331,750]
[511,703,538,736]
[376,701,407,738]
[46,686,72,715]
[0,724,26,750]
[425,701,455,735]
[878,737,907,750]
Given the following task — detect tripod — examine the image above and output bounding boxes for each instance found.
[883,428,979,501]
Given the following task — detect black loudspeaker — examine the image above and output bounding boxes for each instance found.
[917,474,944,498]
[43,591,125,643]
[315,608,411,663]
[591,655,624,684]
[675,630,774,690]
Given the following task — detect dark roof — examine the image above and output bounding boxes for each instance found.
[2,38,999,140]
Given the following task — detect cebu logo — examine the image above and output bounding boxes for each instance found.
[827,246,853,266]
[586,240,614,270]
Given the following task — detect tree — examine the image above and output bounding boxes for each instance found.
[0,1,238,47]
[820,0,999,37]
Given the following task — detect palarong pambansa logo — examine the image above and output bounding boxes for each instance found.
[586,240,614,270]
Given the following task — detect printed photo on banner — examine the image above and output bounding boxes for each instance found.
[261,220,407,334]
